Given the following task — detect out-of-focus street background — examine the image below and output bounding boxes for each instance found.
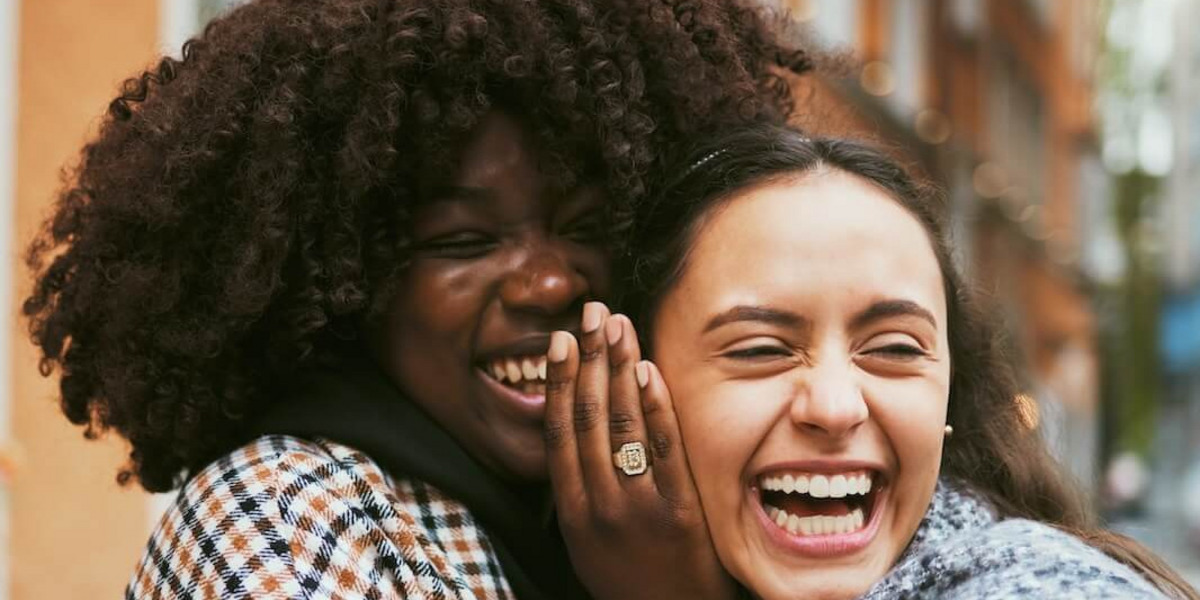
[0,0,1196,597]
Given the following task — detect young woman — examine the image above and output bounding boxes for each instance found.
[22,2,818,598]
[545,124,1198,599]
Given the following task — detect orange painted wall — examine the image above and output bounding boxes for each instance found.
[11,1,158,598]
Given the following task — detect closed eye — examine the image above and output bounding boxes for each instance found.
[867,344,927,359]
[559,211,608,245]
[724,345,792,360]
[414,231,498,259]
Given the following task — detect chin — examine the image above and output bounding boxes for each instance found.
[737,554,890,600]
[801,580,871,600]
[491,440,549,483]
[751,577,871,600]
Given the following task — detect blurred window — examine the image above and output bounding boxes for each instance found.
[987,48,1046,207]
[948,0,984,36]
[1069,1,1101,85]
[200,0,244,24]
[1025,0,1054,28]
[1194,36,1200,168]
[162,0,245,54]
[1192,111,1200,170]
[885,0,928,117]
[812,0,859,51]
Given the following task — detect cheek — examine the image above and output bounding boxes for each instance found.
[392,262,489,339]
[868,377,949,478]
[576,246,613,297]
[375,262,495,398]
[672,378,783,518]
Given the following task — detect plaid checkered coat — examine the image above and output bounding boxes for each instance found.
[127,434,516,599]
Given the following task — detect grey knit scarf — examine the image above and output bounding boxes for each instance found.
[857,478,1165,599]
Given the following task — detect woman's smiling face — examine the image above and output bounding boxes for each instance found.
[369,111,610,482]
[652,169,951,600]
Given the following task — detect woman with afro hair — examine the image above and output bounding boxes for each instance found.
[23,0,816,598]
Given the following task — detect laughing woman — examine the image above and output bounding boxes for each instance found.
[545,124,1198,599]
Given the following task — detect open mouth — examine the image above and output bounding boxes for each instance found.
[479,355,548,397]
[758,470,882,537]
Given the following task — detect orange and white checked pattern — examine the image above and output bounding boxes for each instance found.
[126,435,514,600]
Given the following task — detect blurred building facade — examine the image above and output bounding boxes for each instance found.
[4,2,219,599]
[1161,0,1200,454]
[783,0,1107,486]
[1158,0,1200,576]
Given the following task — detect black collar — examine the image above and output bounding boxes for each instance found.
[252,358,586,600]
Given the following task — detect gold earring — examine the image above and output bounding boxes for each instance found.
[944,424,954,438]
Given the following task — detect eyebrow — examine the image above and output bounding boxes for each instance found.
[850,299,938,329]
[700,300,937,334]
[702,305,810,333]
[423,185,495,205]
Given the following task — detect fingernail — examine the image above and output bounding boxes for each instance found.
[635,361,650,388]
[582,302,604,333]
[605,316,624,346]
[548,332,570,363]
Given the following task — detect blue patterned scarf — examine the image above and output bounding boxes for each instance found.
[858,478,1165,599]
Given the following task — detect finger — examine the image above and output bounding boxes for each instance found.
[605,314,651,489]
[574,302,619,495]
[544,331,585,508]
[637,360,700,503]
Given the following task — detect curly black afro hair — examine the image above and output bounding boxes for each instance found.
[24,0,817,493]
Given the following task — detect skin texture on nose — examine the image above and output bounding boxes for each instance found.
[789,358,870,439]
[652,170,951,600]
[367,111,611,482]
[500,252,585,312]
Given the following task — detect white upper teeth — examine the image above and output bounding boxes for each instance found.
[760,472,873,499]
[486,356,549,385]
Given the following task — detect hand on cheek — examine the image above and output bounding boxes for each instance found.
[544,302,737,600]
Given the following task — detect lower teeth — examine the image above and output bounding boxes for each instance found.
[767,505,865,536]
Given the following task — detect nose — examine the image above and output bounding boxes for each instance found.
[499,243,590,316]
[789,360,869,439]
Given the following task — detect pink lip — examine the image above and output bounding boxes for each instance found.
[476,368,546,421]
[476,334,557,362]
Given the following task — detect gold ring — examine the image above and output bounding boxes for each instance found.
[612,441,649,476]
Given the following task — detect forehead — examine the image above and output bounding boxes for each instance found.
[415,112,564,216]
[427,110,591,202]
[454,112,537,183]
[679,169,945,312]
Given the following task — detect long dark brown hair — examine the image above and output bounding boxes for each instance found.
[621,123,1198,599]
